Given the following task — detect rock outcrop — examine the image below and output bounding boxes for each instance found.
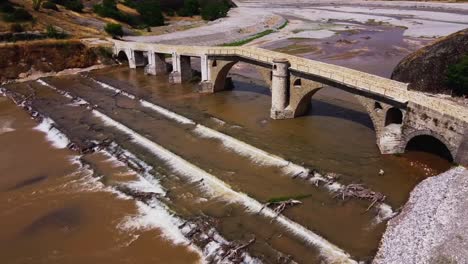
[391,28,468,95]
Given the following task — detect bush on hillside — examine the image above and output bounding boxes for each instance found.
[32,0,43,11]
[104,22,124,38]
[46,25,68,39]
[42,1,58,11]
[10,23,24,32]
[446,55,468,96]
[51,0,83,12]
[136,0,164,26]
[94,0,131,24]
[200,0,229,21]
[0,2,15,13]
[178,0,199,17]
[3,8,33,22]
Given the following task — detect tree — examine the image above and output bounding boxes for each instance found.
[179,0,199,17]
[104,22,124,38]
[201,1,229,21]
[32,0,43,11]
[136,0,164,26]
[446,55,468,96]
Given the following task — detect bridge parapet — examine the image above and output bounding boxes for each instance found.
[109,39,468,124]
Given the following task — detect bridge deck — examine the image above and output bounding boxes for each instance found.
[110,39,468,124]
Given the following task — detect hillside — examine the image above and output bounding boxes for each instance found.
[391,28,468,96]
[0,0,233,39]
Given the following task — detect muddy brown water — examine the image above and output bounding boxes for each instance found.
[0,27,452,263]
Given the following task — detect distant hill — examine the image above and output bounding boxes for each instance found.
[391,28,468,96]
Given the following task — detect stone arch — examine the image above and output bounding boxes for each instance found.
[116,49,129,63]
[385,107,403,126]
[403,130,455,162]
[210,60,272,92]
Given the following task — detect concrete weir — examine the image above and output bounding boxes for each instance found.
[110,39,468,166]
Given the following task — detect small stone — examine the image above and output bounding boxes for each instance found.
[379,169,385,176]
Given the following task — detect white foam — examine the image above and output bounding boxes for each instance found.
[91,109,356,263]
[0,119,15,134]
[86,79,396,223]
[140,100,195,125]
[119,199,191,245]
[91,78,136,99]
[34,117,70,149]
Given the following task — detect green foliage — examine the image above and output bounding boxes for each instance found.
[32,0,43,11]
[42,1,58,11]
[51,0,83,12]
[136,0,164,26]
[94,0,132,25]
[200,0,229,21]
[3,8,33,22]
[104,22,124,38]
[222,29,274,46]
[46,24,68,39]
[0,2,15,13]
[10,23,24,32]
[446,55,468,96]
[178,0,199,17]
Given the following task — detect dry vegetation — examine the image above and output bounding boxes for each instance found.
[0,39,113,82]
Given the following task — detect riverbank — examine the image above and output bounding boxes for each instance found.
[374,166,468,264]
[0,39,114,84]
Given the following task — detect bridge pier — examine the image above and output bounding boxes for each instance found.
[145,52,168,75]
[127,49,146,69]
[169,53,192,83]
[270,58,291,120]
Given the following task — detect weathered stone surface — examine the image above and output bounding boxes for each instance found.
[374,166,468,264]
[391,28,468,95]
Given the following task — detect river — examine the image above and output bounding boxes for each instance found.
[0,23,452,264]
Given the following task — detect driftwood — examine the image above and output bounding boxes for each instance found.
[220,237,256,262]
[334,183,386,211]
[262,199,303,219]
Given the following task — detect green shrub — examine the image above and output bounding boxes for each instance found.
[136,0,164,26]
[94,0,130,24]
[42,1,58,11]
[104,22,124,38]
[65,0,83,12]
[32,0,43,11]
[446,55,468,96]
[3,8,33,22]
[200,1,229,21]
[0,2,15,13]
[51,0,82,12]
[46,24,68,39]
[178,0,199,17]
[10,23,24,32]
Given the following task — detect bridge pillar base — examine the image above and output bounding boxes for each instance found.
[270,109,294,120]
[170,53,192,83]
[199,81,214,93]
[145,52,168,76]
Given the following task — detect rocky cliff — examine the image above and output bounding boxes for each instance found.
[391,28,468,95]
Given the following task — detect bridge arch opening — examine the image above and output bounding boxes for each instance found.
[405,135,453,162]
[307,87,376,130]
[374,102,383,111]
[293,79,302,88]
[117,50,129,64]
[385,107,403,126]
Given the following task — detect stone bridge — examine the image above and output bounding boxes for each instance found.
[110,39,468,166]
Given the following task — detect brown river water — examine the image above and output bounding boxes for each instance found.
[0,26,451,264]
